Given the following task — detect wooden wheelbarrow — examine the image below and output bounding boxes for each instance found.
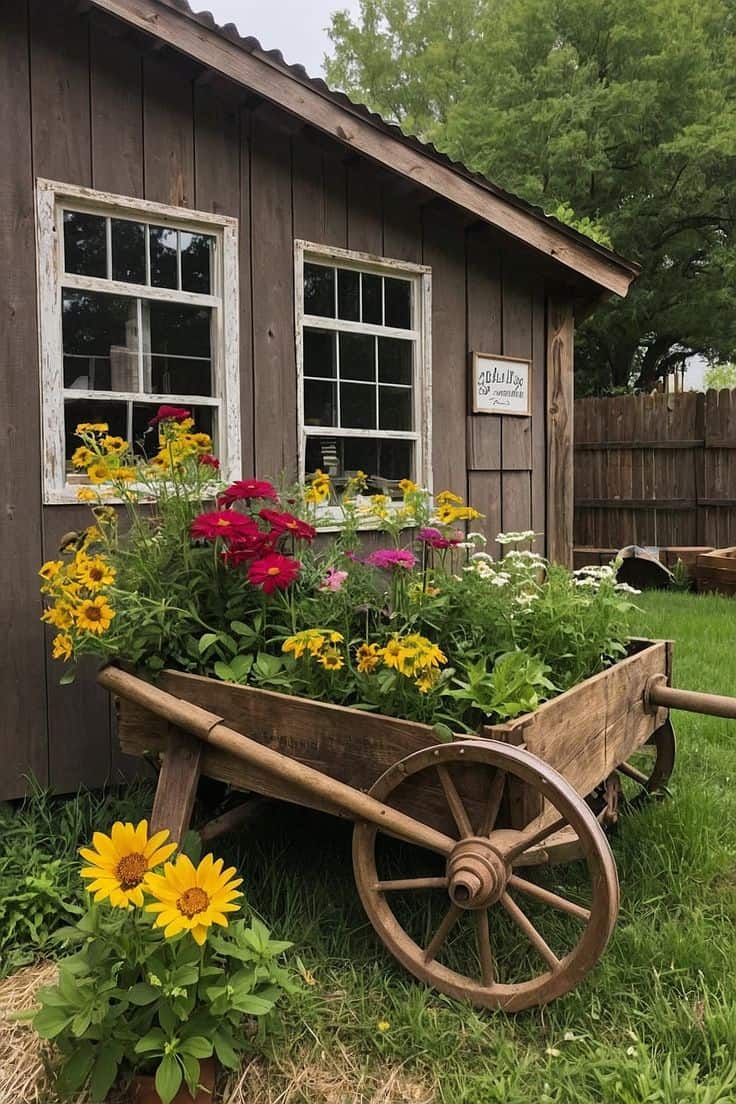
[99,639,736,1011]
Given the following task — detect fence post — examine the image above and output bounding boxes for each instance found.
[547,297,574,566]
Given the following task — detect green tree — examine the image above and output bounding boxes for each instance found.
[327,0,736,393]
[703,362,736,390]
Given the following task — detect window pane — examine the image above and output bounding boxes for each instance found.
[62,290,138,392]
[339,332,375,382]
[181,232,213,294]
[149,302,211,358]
[150,226,178,289]
[361,273,382,324]
[63,211,107,278]
[112,219,146,284]
[304,328,336,378]
[337,268,359,321]
[304,262,334,317]
[64,399,127,465]
[340,382,375,429]
[304,380,337,426]
[132,403,214,455]
[384,277,412,329]
[378,337,412,385]
[305,435,414,488]
[379,386,413,431]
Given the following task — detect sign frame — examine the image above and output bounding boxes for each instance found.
[470,351,533,417]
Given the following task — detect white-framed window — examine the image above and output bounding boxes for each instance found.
[36,179,241,503]
[294,240,432,498]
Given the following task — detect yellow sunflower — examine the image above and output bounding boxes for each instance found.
[71,445,95,470]
[51,633,74,662]
[356,642,381,673]
[76,556,116,591]
[79,821,177,909]
[380,639,404,670]
[39,560,64,583]
[436,490,463,506]
[42,603,75,630]
[102,435,128,456]
[76,596,116,634]
[76,422,109,435]
[87,462,113,485]
[76,487,98,502]
[319,648,344,671]
[145,853,243,945]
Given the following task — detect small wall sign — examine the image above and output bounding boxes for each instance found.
[471,352,532,416]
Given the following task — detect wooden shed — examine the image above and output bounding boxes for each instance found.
[0,0,637,800]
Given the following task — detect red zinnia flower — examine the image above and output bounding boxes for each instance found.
[247,552,301,594]
[258,508,316,542]
[222,532,275,566]
[198,453,220,471]
[149,405,191,426]
[218,479,278,506]
[190,510,259,544]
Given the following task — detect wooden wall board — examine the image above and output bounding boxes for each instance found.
[142,50,196,207]
[346,161,384,256]
[546,297,574,566]
[0,1,49,795]
[250,108,297,480]
[465,228,502,475]
[238,109,255,477]
[531,287,546,551]
[90,13,144,197]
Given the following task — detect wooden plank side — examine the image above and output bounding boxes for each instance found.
[347,160,384,256]
[143,50,196,207]
[239,109,255,477]
[423,208,467,496]
[90,13,144,197]
[546,297,574,566]
[465,227,502,475]
[531,285,547,553]
[250,108,297,480]
[30,1,114,792]
[0,3,49,797]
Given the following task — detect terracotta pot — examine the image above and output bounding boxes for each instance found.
[129,1058,216,1104]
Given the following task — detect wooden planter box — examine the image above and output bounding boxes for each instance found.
[115,639,671,836]
[696,547,736,595]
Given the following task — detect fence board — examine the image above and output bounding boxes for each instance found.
[574,389,736,550]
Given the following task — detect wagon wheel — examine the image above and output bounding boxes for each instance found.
[616,718,676,810]
[353,740,619,1011]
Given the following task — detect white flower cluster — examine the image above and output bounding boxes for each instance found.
[495,530,537,545]
[572,563,640,595]
[455,531,489,551]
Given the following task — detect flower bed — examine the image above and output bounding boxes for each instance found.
[40,409,638,731]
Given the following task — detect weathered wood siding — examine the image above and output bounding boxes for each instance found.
[0,3,560,799]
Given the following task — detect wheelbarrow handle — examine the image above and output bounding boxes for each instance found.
[645,675,736,720]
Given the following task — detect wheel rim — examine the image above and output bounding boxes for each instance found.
[616,719,676,809]
[353,740,620,1011]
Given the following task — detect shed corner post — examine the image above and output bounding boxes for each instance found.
[546,296,574,567]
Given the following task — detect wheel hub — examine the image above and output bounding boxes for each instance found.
[446,837,508,909]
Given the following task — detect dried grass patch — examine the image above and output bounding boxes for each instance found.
[0,961,59,1104]
[221,1052,436,1104]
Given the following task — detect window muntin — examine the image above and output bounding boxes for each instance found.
[298,246,430,499]
[38,181,239,501]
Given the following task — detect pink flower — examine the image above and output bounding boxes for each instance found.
[417,526,461,550]
[258,508,316,542]
[364,548,418,571]
[218,479,279,506]
[320,568,348,592]
[148,404,191,426]
[190,510,259,545]
[248,552,301,594]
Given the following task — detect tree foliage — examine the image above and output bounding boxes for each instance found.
[326,0,736,393]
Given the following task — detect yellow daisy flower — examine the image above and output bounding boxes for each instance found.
[101,435,128,456]
[39,560,64,583]
[42,604,75,630]
[319,648,344,671]
[76,487,98,502]
[71,445,95,470]
[113,466,136,483]
[76,556,116,591]
[87,462,113,485]
[51,633,74,662]
[398,478,419,494]
[76,596,116,634]
[145,853,243,945]
[356,642,381,673]
[436,490,463,506]
[76,422,109,435]
[380,639,404,670]
[79,820,177,909]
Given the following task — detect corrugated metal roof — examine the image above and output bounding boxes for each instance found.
[144,0,640,281]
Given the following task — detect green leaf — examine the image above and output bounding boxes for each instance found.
[213,1029,240,1070]
[199,632,219,654]
[179,1035,213,1059]
[214,661,235,682]
[58,1043,95,1092]
[89,1046,119,1103]
[33,1004,73,1039]
[230,620,256,637]
[431,722,454,743]
[155,1054,183,1104]
[232,993,275,1015]
[180,1053,201,1097]
[59,666,77,685]
[134,1028,166,1055]
[126,982,159,1006]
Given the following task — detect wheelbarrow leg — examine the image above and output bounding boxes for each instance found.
[150,723,203,843]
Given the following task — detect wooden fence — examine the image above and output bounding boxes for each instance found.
[574,389,736,549]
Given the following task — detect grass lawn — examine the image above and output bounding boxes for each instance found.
[4,591,736,1102]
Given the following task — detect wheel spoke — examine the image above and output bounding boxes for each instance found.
[478,769,506,836]
[507,874,591,922]
[505,814,569,863]
[475,908,495,986]
[424,903,462,963]
[374,877,448,892]
[436,764,473,838]
[618,760,649,787]
[500,892,560,971]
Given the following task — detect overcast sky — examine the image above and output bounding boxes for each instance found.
[198,0,361,77]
